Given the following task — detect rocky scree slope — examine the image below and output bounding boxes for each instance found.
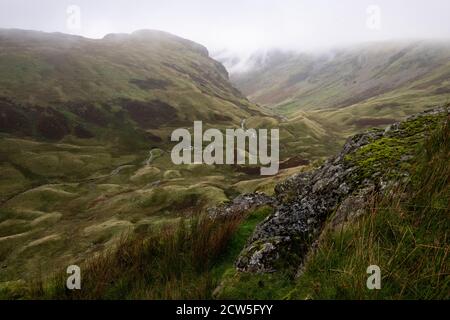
[229,107,448,273]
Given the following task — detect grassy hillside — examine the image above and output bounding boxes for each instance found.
[5,111,447,300]
[0,29,327,286]
[2,29,447,299]
[231,41,450,136]
[0,29,273,149]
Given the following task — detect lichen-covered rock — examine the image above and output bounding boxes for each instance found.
[207,192,274,219]
[330,186,375,230]
[236,106,447,273]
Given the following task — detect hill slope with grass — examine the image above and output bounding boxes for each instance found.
[0,29,330,286]
[230,41,450,135]
[0,28,266,143]
[0,29,266,284]
[1,29,447,299]
[4,106,447,299]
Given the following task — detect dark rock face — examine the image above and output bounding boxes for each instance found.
[74,124,94,139]
[66,102,109,126]
[235,107,447,273]
[34,108,70,140]
[0,98,72,140]
[0,98,33,136]
[119,99,178,129]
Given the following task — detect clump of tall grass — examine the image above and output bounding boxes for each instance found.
[30,214,243,299]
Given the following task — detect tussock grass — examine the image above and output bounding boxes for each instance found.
[2,206,272,300]
[26,214,244,299]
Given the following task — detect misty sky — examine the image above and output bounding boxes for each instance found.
[1,0,450,54]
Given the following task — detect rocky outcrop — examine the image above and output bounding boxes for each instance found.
[208,192,274,219]
[235,107,447,273]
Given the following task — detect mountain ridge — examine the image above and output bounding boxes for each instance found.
[228,41,450,127]
[0,28,263,143]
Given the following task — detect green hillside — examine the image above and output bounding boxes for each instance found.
[4,108,447,300]
[231,41,450,135]
[1,29,448,300]
[0,29,267,141]
[0,29,329,285]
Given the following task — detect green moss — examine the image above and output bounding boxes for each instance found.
[345,113,445,181]
[397,114,441,137]
[345,137,411,180]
